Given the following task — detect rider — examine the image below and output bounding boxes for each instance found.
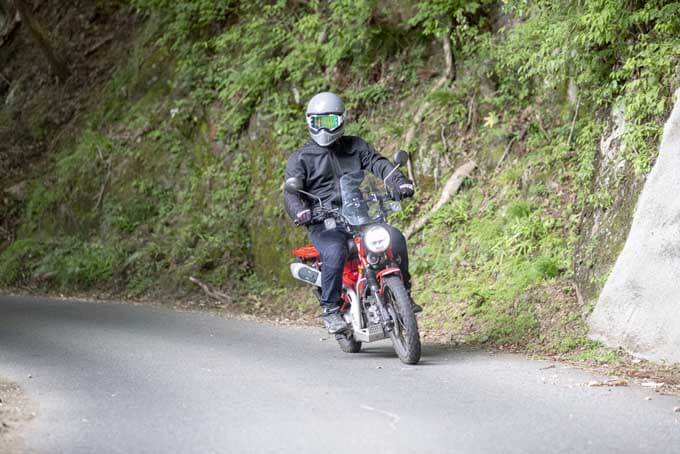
[283,92,422,334]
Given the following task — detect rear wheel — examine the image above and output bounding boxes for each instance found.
[383,276,421,364]
[336,332,362,353]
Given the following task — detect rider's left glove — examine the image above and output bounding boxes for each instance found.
[295,209,312,226]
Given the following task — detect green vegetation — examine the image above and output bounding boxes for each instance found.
[1,0,678,351]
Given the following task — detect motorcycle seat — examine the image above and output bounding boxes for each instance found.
[292,244,320,260]
[292,241,357,260]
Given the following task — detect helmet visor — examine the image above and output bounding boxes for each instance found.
[307,114,343,132]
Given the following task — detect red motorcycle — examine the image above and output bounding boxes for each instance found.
[285,151,421,365]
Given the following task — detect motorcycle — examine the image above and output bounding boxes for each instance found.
[284,151,421,365]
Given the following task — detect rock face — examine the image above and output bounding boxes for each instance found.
[589,89,680,362]
[574,102,645,311]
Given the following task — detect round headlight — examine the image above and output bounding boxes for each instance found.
[364,226,391,253]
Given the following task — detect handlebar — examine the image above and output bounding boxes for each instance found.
[293,188,404,228]
[311,206,338,224]
[293,206,341,226]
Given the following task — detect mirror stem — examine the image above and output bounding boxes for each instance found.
[383,165,399,184]
[297,189,324,208]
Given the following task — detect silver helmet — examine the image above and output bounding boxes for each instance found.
[305,92,345,147]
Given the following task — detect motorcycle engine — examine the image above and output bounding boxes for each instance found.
[367,304,381,325]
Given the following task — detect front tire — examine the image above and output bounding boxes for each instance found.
[383,276,421,364]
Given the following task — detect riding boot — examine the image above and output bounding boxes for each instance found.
[408,292,423,314]
[321,306,349,334]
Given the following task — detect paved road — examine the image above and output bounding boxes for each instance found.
[1,296,679,454]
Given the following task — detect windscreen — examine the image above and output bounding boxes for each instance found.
[340,171,382,226]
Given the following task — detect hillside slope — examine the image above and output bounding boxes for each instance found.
[1,0,679,358]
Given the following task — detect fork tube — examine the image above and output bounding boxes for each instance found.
[366,268,392,330]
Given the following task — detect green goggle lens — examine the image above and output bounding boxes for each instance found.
[308,114,342,131]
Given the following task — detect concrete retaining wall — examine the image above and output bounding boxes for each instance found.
[589,89,680,363]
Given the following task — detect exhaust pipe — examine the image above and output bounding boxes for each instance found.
[290,263,322,287]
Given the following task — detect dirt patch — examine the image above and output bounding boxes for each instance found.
[560,352,680,397]
[0,377,36,453]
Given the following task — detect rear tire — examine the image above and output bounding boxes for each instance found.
[336,333,362,353]
[383,276,421,364]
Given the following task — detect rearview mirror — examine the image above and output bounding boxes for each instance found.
[284,177,303,194]
[393,150,409,168]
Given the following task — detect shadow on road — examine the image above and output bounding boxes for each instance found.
[356,343,484,365]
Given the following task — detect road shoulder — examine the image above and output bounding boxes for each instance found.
[0,377,36,453]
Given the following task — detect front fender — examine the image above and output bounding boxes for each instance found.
[377,267,402,293]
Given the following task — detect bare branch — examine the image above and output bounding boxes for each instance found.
[440,125,449,154]
[442,31,454,82]
[567,97,581,147]
[465,94,476,131]
[93,148,111,211]
[495,136,517,171]
[495,124,529,172]
[85,32,115,57]
[404,161,476,239]
[189,277,231,305]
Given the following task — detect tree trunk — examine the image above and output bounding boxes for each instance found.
[12,0,69,81]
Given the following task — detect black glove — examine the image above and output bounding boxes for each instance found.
[389,175,415,199]
[397,179,415,198]
[295,209,312,226]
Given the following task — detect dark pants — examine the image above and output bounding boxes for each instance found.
[308,224,411,309]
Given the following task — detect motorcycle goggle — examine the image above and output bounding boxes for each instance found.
[306,113,344,132]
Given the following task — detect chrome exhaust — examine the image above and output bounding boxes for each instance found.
[290,263,322,287]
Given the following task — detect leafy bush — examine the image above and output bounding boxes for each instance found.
[497,0,680,172]
[0,239,46,286]
[34,239,124,289]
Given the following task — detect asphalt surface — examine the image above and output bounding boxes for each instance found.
[1,295,679,454]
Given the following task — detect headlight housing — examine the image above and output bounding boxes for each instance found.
[364,226,391,254]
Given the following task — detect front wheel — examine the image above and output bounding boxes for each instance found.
[383,276,421,364]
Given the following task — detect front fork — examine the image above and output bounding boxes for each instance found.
[365,268,394,332]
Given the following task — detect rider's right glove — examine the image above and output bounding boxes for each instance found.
[389,175,415,200]
[295,209,312,226]
[398,180,415,198]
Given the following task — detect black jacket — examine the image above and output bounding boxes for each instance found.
[283,136,407,222]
